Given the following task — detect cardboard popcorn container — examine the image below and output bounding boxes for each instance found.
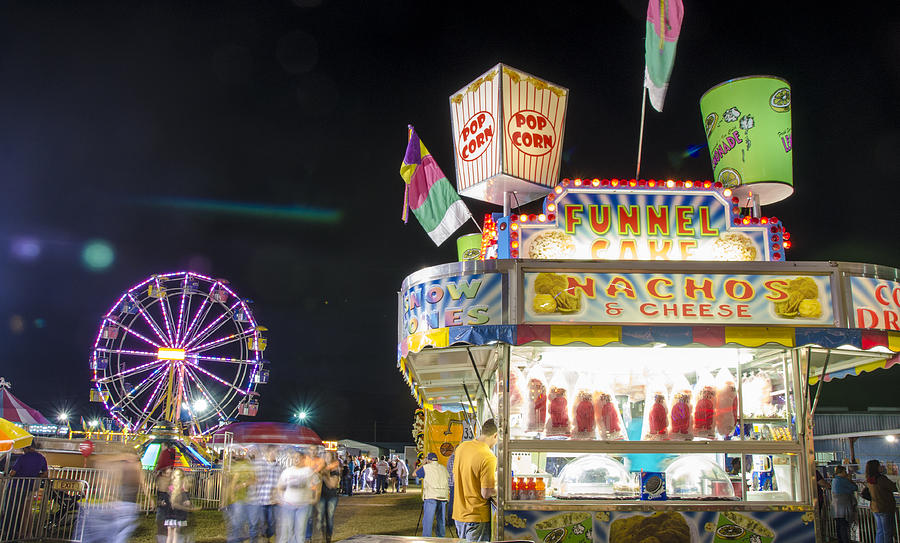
[700,76,793,206]
[450,64,569,206]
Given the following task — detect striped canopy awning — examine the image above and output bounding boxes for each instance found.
[398,324,900,404]
[0,388,51,425]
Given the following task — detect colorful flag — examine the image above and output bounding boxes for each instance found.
[644,0,684,112]
[400,126,472,246]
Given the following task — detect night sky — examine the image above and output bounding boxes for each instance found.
[1,2,898,443]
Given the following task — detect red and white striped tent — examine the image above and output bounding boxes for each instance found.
[0,379,52,425]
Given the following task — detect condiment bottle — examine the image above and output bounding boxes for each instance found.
[535,477,546,499]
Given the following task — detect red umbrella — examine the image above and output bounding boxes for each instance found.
[211,422,322,446]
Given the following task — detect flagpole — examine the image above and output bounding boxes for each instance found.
[636,85,648,180]
[469,215,482,233]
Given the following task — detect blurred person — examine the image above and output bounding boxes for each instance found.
[7,442,48,539]
[363,462,375,492]
[157,442,177,474]
[165,469,200,543]
[831,465,857,543]
[452,419,498,542]
[316,452,341,543]
[446,449,456,528]
[397,457,409,493]
[388,457,398,492]
[866,459,898,543]
[375,456,389,494]
[155,467,173,543]
[414,452,449,537]
[276,451,318,543]
[77,453,143,543]
[224,452,256,543]
[251,446,283,542]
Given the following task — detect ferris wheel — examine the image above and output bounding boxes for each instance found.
[90,272,269,436]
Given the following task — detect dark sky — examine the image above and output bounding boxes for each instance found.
[1,1,897,443]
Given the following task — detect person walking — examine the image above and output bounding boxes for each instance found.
[452,419,498,542]
[316,452,341,543]
[165,469,199,543]
[831,465,857,543]
[397,457,409,493]
[389,458,399,492]
[414,453,449,537]
[375,456,389,494]
[445,449,456,528]
[224,454,256,543]
[866,459,898,543]
[251,446,282,542]
[276,452,317,543]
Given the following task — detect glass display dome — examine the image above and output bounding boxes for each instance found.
[665,455,736,500]
[555,454,636,499]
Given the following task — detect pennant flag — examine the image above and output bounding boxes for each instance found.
[644,0,684,112]
[400,126,472,246]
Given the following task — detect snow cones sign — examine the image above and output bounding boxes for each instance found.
[450,64,569,206]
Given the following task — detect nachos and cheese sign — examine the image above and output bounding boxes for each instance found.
[524,271,833,326]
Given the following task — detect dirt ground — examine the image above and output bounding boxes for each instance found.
[128,487,437,542]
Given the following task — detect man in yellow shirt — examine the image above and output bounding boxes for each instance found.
[452,419,498,542]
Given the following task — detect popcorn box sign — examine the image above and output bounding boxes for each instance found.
[450,64,569,206]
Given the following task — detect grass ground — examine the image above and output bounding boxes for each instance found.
[128,487,430,542]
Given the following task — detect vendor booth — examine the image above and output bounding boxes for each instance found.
[396,65,900,543]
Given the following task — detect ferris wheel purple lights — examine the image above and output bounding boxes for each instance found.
[90,272,268,435]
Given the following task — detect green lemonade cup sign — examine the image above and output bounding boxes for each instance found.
[700,76,793,206]
[457,233,483,261]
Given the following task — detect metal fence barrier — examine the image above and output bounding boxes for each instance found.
[0,468,226,542]
[0,477,87,542]
[820,489,900,542]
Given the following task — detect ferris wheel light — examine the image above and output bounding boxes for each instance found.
[158,348,186,361]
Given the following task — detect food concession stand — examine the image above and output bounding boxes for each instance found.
[397,66,900,543]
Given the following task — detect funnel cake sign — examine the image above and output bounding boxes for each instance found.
[515,182,786,262]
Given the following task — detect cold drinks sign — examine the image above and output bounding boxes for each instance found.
[450,64,568,207]
[851,276,900,331]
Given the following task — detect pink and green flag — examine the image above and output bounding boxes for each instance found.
[400,126,472,246]
[644,0,684,112]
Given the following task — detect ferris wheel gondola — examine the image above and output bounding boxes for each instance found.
[90,272,268,436]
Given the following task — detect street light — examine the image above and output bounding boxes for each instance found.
[57,412,69,423]
[297,411,308,421]
[88,420,99,429]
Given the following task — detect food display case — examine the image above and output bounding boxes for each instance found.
[397,181,900,543]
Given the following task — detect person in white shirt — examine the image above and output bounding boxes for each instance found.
[397,458,409,493]
[276,452,318,543]
[414,453,450,537]
[375,457,390,494]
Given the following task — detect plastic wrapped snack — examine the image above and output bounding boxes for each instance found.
[715,368,739,437]
[642,381,669,440]
[571,375,597,440]
[742,370,774,418]
[693,371,716,440]
[525,366,547,433]
[594,383,625,441]
[545,372,571,437]
[669,374,694,440]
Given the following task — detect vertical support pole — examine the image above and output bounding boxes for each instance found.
[503,191,512,218]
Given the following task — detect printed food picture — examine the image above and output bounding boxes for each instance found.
[773,277,822,319]
[532,272,582,315]
[711,511,774,543]
[534,512,592,543]
[528,230,577,259]
[609,512,691,543]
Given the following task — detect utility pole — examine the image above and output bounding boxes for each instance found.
[373,419,377,442]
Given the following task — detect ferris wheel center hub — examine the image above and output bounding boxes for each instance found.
[158,348,186,360]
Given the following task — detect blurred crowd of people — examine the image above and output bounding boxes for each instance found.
[342,454,409,495]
